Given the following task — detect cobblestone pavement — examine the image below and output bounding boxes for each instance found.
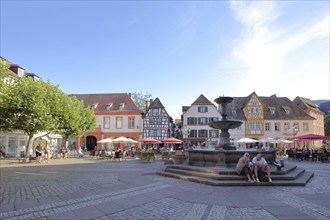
[0,158,329,220]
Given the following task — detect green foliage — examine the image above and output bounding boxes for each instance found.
[0,75,97,159]
[325,113,330,136]
[131,92,152,113]
[0,77,55,134]
[0,59,11,94]
[56,95,97,137]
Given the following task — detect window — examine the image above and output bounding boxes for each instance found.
[275,122,281,131]
[198,117,208,125]
[128,117,135,129]
[152,109,159,116]
[199,130,208,138]
[150,129,154,136]
[90,104,97,110]
[119,103,125,110]
[250,96,259,106]
[106,104,112,110]
[149,118,155,125]
[103,117,110,129]
[209,117,218,122]
[198,106,208,113]
[17,68,24,78]
[157,129,162,136]
[187,117,197,125]
[209,130,219,138]
[284,122,290,131]
[293,122,299,132]
[268,107,276,114]
[265,122,271,131]
[250,121,261,131]
[282,106,291,114]
[116,117,123,129]
[189,129,197,138]
[303,123,309,132]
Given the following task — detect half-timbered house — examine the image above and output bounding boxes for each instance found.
[142,98,173,141]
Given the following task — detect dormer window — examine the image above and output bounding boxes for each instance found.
[90,104,98,110]
[17,68,24,78]
[268,107,276,115]
[282,106,291,114]
[119,103,125,110]
[106,103,113,110]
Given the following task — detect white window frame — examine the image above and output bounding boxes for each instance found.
[116,117,123,129]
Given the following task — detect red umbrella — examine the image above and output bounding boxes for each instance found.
[161,137,183,144]
[291,134,330,141]
[139,138,162,144]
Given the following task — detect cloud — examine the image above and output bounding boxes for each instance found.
[227,1,329,97]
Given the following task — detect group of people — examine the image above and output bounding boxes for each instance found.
[35,144,50,163]
[236,153,272,183]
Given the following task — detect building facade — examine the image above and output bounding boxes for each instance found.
[293,96,325,135]
[142,97,173,140]
[226,92,316,147]
[182,94,222,146]
[72,93,143,151]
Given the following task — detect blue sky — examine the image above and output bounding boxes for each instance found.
[1,1,329,119]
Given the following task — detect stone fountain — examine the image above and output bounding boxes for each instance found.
[184,96,276,167]
[209,96,242,150]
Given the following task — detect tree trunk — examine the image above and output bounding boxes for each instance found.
[61,134,69,150]
[24,134,34,163]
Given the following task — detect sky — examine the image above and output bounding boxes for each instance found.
[1,0,329,119]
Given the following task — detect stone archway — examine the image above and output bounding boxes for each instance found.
[86,136,97,151]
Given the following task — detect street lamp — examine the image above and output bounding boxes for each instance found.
[292,125,299,148]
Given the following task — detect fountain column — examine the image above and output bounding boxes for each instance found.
[209,97,242,150]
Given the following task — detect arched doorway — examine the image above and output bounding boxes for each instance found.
[86,136,97,151]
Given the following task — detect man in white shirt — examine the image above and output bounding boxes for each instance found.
[252,153,272,183]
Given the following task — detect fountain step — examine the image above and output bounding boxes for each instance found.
[164,166,306,181]
[165,164,298,175]
[156,170,314,186]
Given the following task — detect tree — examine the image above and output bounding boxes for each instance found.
[131,92,152,113]
[56,95,97,151]
[325,113,330,136]
[0,59,11,95]
[0,77,64,162]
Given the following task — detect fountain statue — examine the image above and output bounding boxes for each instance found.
[184,96,276,167]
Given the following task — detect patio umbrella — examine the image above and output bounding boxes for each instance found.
[140,138,162,144]
[291,134,330,140]
[161,137,183,144]
[280,139,293,144]
[237,138,257,143]
[97,138,113,143]
[112,136,135,143]
[259,137,275,143]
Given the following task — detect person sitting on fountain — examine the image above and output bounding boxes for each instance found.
[252,153,272,183]
[236,153,256,183]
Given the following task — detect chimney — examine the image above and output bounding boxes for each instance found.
[128,93,132,98]
[145,100,149,111]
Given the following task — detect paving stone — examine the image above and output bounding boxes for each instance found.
[0,158,329,220]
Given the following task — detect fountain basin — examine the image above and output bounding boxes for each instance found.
[208,120,242,130]
[185,149,276,167]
